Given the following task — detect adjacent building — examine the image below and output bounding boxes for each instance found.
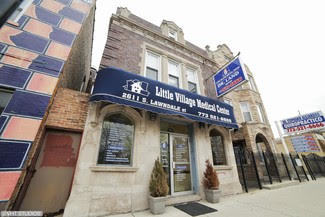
[0,0,95,213]
[210,45,277,156]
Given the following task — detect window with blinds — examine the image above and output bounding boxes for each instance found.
[240,101,252,122]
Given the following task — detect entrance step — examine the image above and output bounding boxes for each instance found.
[166,194,201,206]
[262,180,300,190]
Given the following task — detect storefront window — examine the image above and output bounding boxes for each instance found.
[97,114,134,165]
[210,129,227,165]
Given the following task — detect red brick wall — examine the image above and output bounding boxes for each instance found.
[46,88,89,131]
[100,22,218,98]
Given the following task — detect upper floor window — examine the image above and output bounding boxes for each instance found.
[210,129,227,165]
[97,114,134,166]
[0,88,13,114]
[239,101,252,122]
[186,67,199,94]
[168,59,181,88]
[8,0,33,23]
[168,28,177,40]
[256,104,265,123]
[145,51,161,81]
[248,75,257,91]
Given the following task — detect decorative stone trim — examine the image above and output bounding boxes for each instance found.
[89,165,139,172]
[98,104,145,133]
[214,165,233,171]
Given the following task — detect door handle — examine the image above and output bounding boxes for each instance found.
[173,162,176,169]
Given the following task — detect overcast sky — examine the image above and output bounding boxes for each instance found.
[91,0,325,137]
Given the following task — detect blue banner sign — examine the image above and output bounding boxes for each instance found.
[213,57,248,97]
[281,111,325,134]
[91,67,238,129]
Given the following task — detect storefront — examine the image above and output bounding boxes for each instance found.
[63,67,242,217]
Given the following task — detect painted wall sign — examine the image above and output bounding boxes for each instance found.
[213,57,248,97]
[291,134,320,152]
[91,67,238,129]
[281,111,325,135]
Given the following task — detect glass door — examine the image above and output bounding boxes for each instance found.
[160,133,171,194]
[170,135,192,194]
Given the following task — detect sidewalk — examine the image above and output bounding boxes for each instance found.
[110,178,325,217]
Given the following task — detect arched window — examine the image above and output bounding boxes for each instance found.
[97,114,134,166]
[210,129,226,165]
[255,133,269,163]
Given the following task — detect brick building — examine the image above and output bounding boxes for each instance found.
[63,8,244,217]
[0,0,95,213]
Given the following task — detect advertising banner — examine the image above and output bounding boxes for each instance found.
[213,56,248,97]
[281,111,325,135]
[291,134,320,152]
[91,67,238,129]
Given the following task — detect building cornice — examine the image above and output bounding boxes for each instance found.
[110,14,219,68]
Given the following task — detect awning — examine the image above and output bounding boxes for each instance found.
[90,67,238,129]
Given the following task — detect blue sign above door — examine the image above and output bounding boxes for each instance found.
[213,56,248,97]
[91,67,238,129]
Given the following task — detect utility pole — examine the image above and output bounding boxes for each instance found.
[275,120,290,154]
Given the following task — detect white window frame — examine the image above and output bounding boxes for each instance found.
[168,59,181,88]
[239,101,253,122]
[144,50,161,81]
[256,104,265,123]
[9,0,33,23]
[168,28,177,40]
[186,67,200,94]
[248,75,257,91]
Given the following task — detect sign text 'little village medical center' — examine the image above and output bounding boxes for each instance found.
[90,67,238,129]
[124,86,231,122]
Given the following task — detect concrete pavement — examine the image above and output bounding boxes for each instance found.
[109,178,325,217]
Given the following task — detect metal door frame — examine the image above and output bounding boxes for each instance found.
[169,133,193,196]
